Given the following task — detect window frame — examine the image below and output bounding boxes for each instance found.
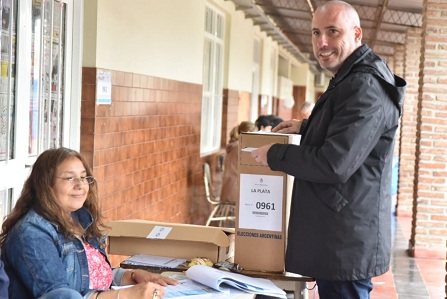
[200,3,225,156]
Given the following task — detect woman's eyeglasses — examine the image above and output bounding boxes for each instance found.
[56,176,95,185]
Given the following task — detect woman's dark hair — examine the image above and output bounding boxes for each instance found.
[254,115,272,131]
[267,115,283,128]
[0,147,106,246]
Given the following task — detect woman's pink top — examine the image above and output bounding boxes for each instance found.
[84,243,113,290]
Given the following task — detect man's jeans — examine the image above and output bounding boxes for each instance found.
[39,288,83,299]
[316,278,373,299]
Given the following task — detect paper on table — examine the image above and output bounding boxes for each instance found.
[111,285,132,290]
[163,274,244,299]
[241,147,258,152]
[112,272,253,299]
[185,265,287,298]
[124,254,186,268]
[111,281,234,299]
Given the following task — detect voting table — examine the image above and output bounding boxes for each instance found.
[120,258,314,299]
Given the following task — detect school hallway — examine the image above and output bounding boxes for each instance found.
[302,215,445,299]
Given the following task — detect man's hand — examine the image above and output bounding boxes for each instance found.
[272,119,302,134]
[251,144,273,166]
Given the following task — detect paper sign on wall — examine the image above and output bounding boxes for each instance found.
[238,174,283,232]
[96,69,112,105]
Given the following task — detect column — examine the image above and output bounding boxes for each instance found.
[397,28,422,216]
[410,0,447,259]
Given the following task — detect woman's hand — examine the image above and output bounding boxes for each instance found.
[272,119,302,134]
[127,269,178,286]
[119,281,166,298]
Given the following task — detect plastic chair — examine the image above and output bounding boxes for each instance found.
[203,162,236,227]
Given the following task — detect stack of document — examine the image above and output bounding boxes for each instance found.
[125,254,186,268]
[183,265,287,298]
[164,273,245,299]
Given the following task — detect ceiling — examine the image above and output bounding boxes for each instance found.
[228,0,423,73]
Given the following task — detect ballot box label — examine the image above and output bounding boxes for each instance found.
[238,174,283,232]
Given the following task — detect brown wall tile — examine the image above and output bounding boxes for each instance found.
[80,67,216,226]
[81,69,301,234]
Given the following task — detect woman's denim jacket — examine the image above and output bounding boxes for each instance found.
[1,208,126,299]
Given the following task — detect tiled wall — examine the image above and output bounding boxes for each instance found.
[221,89,252,144]
[254,86,306,124]
[258,96,277,116]
[80,67,220,227]
[222,89,240,146]
[237,91,252,124]
[292,86,307,120]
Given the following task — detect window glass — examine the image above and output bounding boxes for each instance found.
[0,188,13,222]
[0,0,17,161]
[200,4,224,155]
[29,0,66,155]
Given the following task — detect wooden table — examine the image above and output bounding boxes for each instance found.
[121,259,314,299]
[162,271,255,299]
[240,269,314,299]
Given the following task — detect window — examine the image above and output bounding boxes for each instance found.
[0,188,13,221]
[0,0,18,162]
[30,0,67,154]
[268,46,277,114]
[200,4,224,155]
[0,0,79,213]
[251,37,261,121]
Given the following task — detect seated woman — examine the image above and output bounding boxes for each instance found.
[0,260,8,299]
[0,147,177,299]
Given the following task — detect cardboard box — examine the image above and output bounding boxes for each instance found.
[107,220,235,263]
[235,132,300,273]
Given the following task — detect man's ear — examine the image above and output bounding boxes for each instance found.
[354,26,362,43]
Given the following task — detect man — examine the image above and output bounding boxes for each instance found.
[298,101,315,120]
[297,101,315,135]
[252,1,406,298]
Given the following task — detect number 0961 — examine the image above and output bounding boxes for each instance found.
[255,202,275,210]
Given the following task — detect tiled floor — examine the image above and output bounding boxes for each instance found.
[303,215,445,299]
[386,215,445,299]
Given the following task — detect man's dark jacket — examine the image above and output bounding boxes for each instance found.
[267,44,406,280]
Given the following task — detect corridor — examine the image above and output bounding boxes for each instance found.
[303,215,445,299]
